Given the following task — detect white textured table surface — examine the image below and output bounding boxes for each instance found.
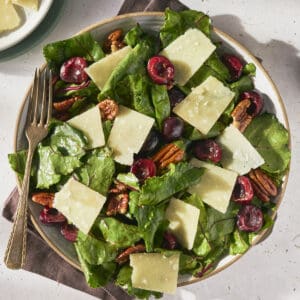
[1,1,299,299]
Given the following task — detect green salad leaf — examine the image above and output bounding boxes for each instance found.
[76,245,116,288]
[75,231,117,265]
[229,229,250,255]
[99,218,143,248]
[117,173,140,191]
[151,84,171,129]
[160,8,211,47]
[138,162,204,206]
[43,32,104,72]
[132,201,167,251]
[124,24,146,47]
[47,120,88,156]
[36,145,82,189]
[99,39,157,102]
[75,147,115,195]
[244,113,291,174]
[116,265,162,299]
[128,74,156,117]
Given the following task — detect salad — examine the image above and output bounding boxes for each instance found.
[9,8,291,299]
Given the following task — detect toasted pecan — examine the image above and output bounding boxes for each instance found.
[103,29,125,53]
[98,99,119,121]
[231,98,253,132]
[106,193,129,216]
[249,169,278,202]
[152,143,184,169]
[116,244,146,264]
[32,192,54,207]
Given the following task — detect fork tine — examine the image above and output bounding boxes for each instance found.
[32,69,40,125]
[26,69,38,126]
[46,69,53,126]
[39,69,48,126]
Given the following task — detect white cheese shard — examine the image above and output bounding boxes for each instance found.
[85,46,132,90]
[67,106,105,149]
[173,76,235,135]
[217,124,265,175]
[0,0,21,32]
[53,178,106,234]
[160,28,216,86]
[165,198,200,250]
[107,105,155,165]
[12,0,39,10]
[130,253,179,294]
[188,159,238,213]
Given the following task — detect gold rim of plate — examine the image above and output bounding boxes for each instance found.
[13,11,291,287]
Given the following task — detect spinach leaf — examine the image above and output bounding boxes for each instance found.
[99,218,142,248]
[133,203,167,251]
[117,173,140,191]
[36,145,82,189]
[116,265,162,299]
[139,162,204,206]
[99,40,156,103]
[184,53,230,91]
[151,84,171,129]
[160,8,211,47]
[75,245,116,288]
[75,147,115,195]
[47,120,88,156]
[244,113,291,174]
[43,32,104,72]
[75,231,117,265]
[128,74,155,117]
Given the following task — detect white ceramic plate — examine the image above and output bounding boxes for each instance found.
[0,0,53,52]
[14,12,290,287]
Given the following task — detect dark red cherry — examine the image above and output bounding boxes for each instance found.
[168,87,186,108]
[162,117,184,142]
[131,158,156,183]
[61,223,78,242]
[232,176,254,204]
[193,139,222,163]
[162,231,178,250]
[39,207,66,224]
[237,204,263,232]
[223,54,244,81]
[60,57,88,83]
[240,91,264,117]
[140,130,160,154]
[147,55,174,86]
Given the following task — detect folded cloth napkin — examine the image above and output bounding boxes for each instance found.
[2,0,188,299]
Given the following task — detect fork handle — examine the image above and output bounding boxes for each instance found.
[4,142,35,269]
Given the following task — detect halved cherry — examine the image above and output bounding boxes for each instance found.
[61,223,78,242]
[60,57,88,83]
[237,204,263,232]
[131,158,156,183]
[39,207,66,224]
[193,139,222,163]
[240,91,264,117]
[162,117,184,142]
[223,54,244,81]
[232,176,254,204]
[147,55,174,86]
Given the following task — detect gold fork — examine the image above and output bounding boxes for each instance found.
[4,68,53,269]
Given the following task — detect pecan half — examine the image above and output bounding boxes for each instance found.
[106,193,129,216]
[98,99,119,121]
[103,29,125,53]
[116,244,146,264]
[32,192,54,208]
[231,98,253,132]
[249,169,278,202]
[152,143,184,169]
[53,97,76,112]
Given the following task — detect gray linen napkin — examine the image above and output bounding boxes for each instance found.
[2,0,188,299]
